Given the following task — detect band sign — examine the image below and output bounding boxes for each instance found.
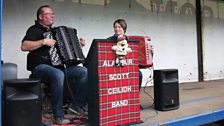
[102,59,133,108]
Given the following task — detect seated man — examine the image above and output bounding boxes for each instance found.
[21,5,88,125]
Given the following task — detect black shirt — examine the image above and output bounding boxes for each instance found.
[22,21,51,71]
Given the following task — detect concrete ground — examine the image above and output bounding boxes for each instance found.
[139,79,224,126]
[42,79,224,126]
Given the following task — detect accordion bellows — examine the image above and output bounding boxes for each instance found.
[43,26,85,66]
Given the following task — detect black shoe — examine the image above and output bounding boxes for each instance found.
[82,105,88,112]
[140,105,144,110]
[53,116,70,125]
[69,105,88,116]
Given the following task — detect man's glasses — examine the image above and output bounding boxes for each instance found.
[42,13,55,16]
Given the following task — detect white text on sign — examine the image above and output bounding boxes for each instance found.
[108,86,132,95]
[109,72,129,80]
[103,59,133,67]
[112,100,128,108]
[108,86,132,108]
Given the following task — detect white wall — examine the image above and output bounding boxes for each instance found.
[203,18,224,81]
[2,0,224,84]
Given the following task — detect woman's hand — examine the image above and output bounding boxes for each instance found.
[79,37,85,47]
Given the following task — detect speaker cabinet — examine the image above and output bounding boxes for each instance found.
[153,69,179,111]
[3,78,41,126]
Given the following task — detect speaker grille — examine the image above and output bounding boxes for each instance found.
[3,78,41,126]
[6,99,41,126]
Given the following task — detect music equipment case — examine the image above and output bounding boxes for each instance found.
[85,39,141,126]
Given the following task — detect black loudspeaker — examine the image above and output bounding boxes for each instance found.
[3,78,41,126]
[153,69,179,111]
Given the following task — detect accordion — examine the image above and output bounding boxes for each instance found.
[128,36,153,68]
[43,26,85,66]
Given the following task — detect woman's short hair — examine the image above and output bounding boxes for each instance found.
[113,19,127,33]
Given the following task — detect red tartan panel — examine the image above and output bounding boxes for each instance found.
[97,42,140,126]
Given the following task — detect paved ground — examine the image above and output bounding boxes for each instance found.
[42,79,224,126]
[139,79,224,126]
